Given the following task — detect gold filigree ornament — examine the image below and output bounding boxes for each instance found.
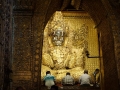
[73,24,88,48]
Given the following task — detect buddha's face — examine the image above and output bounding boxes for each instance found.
[51,30,65,46]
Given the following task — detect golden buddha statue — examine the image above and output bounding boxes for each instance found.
[41,27,85,83]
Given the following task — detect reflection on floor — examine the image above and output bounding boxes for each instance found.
[41,85,100,90]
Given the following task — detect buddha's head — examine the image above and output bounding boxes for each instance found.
[51,27,66,46]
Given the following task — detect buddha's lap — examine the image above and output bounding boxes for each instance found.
[41,65,84,83]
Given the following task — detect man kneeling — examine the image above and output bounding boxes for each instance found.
[62,72,74,86]
[79,70,91,87]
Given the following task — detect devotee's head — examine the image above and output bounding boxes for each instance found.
[50,85,58,90]
[84,70,88,74]
[66,72,70,75]
[46,71,51,75]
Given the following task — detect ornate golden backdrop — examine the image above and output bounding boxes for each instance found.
[41,11,100,83]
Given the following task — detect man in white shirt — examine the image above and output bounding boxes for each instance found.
[79,70,91,87]
[62,72,74,85]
